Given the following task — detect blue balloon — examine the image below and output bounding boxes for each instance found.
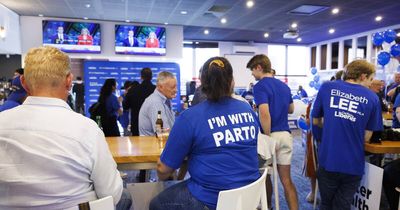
[313,75,320,82]
[372,32,384,46]
[311,67,317,75]
[390,44,400,57]
[377,51,391,66]
[297,117,309,130]
[309,81,315,88]
[315,83,321,90]
[384,29,397,43]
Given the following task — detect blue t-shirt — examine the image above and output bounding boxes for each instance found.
[160,98,260,209]
[311,81,383,175]
[0,100,20,112]
[253,77,293,132]
[105,94,120,118]
[392,94,400,128]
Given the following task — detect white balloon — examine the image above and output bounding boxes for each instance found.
[382,42,391,51]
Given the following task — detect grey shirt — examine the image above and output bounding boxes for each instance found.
[138,89,175,136]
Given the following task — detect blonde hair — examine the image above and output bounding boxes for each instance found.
[24,46,70,90]
[344,60,375,81]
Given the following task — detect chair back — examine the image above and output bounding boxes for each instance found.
[64,196,114,210]
[216,169,268,210]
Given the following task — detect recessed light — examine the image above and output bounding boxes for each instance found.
[291,23,298,28]
[195,42,199,44]
[329,28,335,34]
[297,37,302,42]
[180,11,187,15]
[86,56,92,60]
[204,29,209,35]
[38,14,44,17]
[331,7,339,14]
[375,15,383,22]
[246,1,254,8]
[85,4,91,8]
[125,20,130,23]
[221,18,227,24]
[164,22,169,25]
[83,17,88,20]
[264,33,269,38]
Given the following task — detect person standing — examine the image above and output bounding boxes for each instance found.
[246,54,298,209]
[123,67,155,136]
[98,78,122,137]
[0,46,131,209]
[312,60,383,209]
[72,76,85,114]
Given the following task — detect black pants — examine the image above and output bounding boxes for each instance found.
[102,116,120,137]
[383,159,400,210]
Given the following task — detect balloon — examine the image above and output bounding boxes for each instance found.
[313,75,320,82]
[297,117,309,130]
[311,67,317,75]
[372,32,384,46]
[390,44,400,57]
[309,81,315,88]
[315,83,321,90]
[377,51,391,66]
[384,29,397,43]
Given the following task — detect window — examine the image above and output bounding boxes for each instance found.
[356,36,367,59]
[311,46,316,67]
[194,48,220,72]
[331,42,339,69]
[268,45,286,75]
[287,46,309,75]
[344,39,352,66]
[180,47,194,83]
[321,44,327,70]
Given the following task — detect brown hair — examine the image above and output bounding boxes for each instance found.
[344,60,375,81]
[201,57,233,102]
[246,54,272,73]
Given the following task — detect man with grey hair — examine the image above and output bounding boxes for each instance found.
[139,71,177,136]
[0,46,131,210]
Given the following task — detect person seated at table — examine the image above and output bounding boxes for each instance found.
[0,46,131,210]
[149,57,261,210]
[138,71,177,136]
[383,158,400,210]
[0,76,27,112]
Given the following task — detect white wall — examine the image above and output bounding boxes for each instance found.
[20,16,183,63]
[0,4,21,54]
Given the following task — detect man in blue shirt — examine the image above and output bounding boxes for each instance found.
[0,76,27,112]
[312,60,383,209]
[246,54,298,209]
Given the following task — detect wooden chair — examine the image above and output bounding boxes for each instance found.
[64,196,114,210]
[216,169,268,210]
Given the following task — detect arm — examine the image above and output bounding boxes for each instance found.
[156,159,175,181]
[288,102,294,114]
[364,130,373,143]
[258,103,271,135]
[396,107,400,122]
[387,87,396,97]
[312,117,323,128]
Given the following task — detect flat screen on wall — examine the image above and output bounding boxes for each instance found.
[115,25,166,55]
[42,20,101,53]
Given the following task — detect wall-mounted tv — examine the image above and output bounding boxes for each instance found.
[115,25,166,55]
[42,20,101,53]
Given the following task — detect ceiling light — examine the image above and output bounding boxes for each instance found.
[164,22,168,25]
[329,28,335,34]
[397,32,400,37]
[291,23,298,28]
[331,7,339,14]
[375,15,383,22]
[83,17,88,20]
[204,29,209,35]
[125,20,130,23]
[195,42,199,44]
[221,18,227,24]
[38,14,44,17]
[180,11,187,15]
[85,4,91,8]
[86,56,92,60]
[264,33,269,38]
[297,37,302,42]
[246,1,254,8]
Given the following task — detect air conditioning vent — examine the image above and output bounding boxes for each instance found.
[283,29,299,39]
[233,45,256,54]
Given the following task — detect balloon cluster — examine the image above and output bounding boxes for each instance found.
[372,29,400,66]
[309,67,322,90]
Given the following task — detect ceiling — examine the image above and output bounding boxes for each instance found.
[1,0,400,45]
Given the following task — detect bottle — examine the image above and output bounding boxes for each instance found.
[155,111,163,138]
[96,115,102,130]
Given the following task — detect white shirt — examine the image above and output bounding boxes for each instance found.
[0,97,122,209]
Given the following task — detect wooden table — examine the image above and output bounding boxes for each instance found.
[106,136,165,170]
[382,112,393,120]
[365,141,400,154]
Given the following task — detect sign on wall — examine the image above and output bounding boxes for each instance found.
[84,61,181,116]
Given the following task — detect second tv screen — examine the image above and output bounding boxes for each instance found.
[115,25,166,56]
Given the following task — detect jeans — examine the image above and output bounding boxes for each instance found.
[383,159,400,210]
[116,188,133,210]
[317,167,362,210]
[149,180,209,210]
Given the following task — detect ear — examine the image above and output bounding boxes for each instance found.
[66,73,73,90]
[20,75,31,95]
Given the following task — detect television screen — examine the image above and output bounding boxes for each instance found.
[42,20,101,53]
[115,25,166,55]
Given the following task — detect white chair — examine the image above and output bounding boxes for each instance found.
[64,196,114,210]
[396,187,400,210]
[216,169,268,210]
[257,133,280,210]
